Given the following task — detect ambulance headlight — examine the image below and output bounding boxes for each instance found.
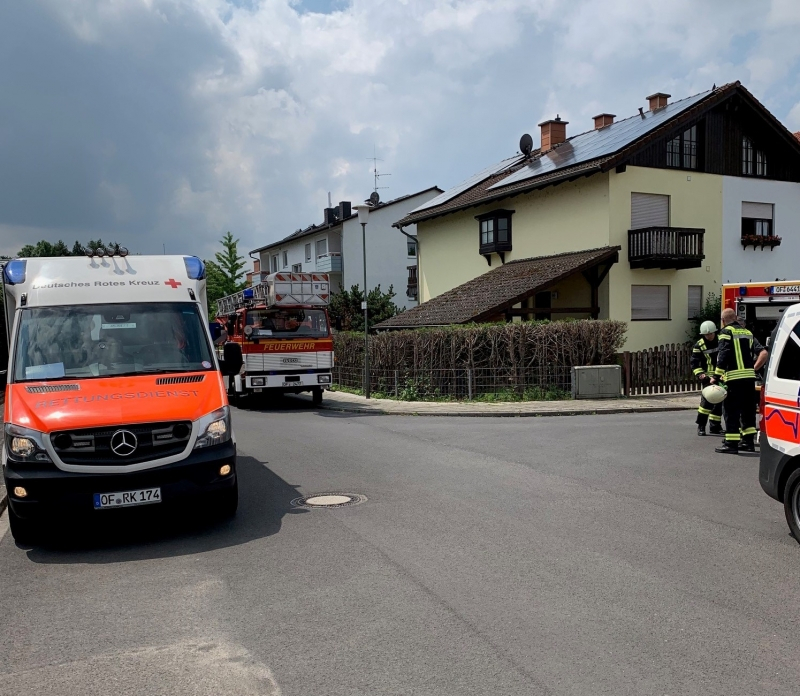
[184,256,206,280]
[2,259,27,285]
[194,406,232,449]
[4,424,51,463]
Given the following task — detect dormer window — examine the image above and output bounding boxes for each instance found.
[476,209,514,264]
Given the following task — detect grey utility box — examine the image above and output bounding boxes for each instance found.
[571,365,622,400]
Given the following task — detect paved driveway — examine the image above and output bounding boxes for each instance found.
[0,399,797,695]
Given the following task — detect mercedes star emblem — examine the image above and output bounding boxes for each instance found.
[110,429,138,457]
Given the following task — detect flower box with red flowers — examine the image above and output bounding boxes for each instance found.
[740,234,782,250]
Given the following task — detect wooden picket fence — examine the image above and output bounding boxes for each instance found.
[621,342,699,396]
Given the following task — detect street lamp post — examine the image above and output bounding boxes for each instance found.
[353,204,371,399]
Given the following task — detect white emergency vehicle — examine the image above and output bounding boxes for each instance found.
[2,252,239,544]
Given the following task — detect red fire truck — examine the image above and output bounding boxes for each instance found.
[722,280,800,347]
[217,273,333,405]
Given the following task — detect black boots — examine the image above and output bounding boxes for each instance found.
[715,441,739,454]
[739,438,756,453]
[709,423,723,435]
[697,426,706,436]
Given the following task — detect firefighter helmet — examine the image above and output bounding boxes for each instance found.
[702,383,727,404]
[700,320,717,335]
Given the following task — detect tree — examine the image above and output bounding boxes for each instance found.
[329,284,400,333]
[17,238,116,257]
[204,232,247,318]
[688,291,722,340]
[214,232,246,295]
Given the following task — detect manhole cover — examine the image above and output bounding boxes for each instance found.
[291,493,367,509]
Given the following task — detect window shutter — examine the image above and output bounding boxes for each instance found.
[631,193,670,229]
[631,285,670,320]
[688,285,703,319]
[741,202,773,219]
[315,239,327,258]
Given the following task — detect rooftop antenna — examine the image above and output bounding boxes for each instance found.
[519,133,533,158]
[367,145,390,194]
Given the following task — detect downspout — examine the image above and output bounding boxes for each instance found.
[396,225,419,304]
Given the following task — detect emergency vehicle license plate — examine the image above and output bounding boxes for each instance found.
[94,487,162,509]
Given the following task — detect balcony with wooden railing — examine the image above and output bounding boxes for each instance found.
[628,227,705,270]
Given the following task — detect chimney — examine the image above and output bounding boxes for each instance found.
[253,259,261,274]
[339,201,352,219]
[593,113,616,130]
[538,115,569,152]
[646,92,670,111]
[323,207,336,225]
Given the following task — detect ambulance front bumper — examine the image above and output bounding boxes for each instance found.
[3,441,237,520]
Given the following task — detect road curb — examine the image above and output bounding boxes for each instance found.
[319,403,696,418]
[0,485,7,518]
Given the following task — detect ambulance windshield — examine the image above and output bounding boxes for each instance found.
[244,308,329,339]
[13,302,215,382]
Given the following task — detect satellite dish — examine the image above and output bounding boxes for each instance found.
[369,191,380,205]
[519,133,533,157]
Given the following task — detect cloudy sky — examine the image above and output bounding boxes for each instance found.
[1,0,799,261]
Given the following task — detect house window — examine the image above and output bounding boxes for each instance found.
[407,266,418,299]
[305,243,312,262]
[282,251,288,268]
[315,238,327,259]
[741,202,774,238]
[475,210,514,256]
[631,285,670,321]
[666,125,697,169]
[742,137,767,176]
[688,285,703,319]
[407,239,417,257]
[631,193,669,229]
[270,255,278,273]
[292,263,302,272]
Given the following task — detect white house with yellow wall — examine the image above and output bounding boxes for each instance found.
[378,82,800,351]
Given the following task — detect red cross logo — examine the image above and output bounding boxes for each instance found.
[165,278,182,289]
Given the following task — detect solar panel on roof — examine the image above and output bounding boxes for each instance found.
[487,90,712,191]
[410,155,524,213]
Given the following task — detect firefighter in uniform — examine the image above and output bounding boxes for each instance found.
[712,308,768,454]
[691,320,723,436]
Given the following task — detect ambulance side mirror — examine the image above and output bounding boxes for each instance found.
[220,342,243,377]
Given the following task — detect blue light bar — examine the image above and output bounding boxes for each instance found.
[2,259,27,285]
[739,286,747,296]
[243,288,254,299]
[183,256,206,280]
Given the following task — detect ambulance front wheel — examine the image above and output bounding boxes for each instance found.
[784,468,800,545]
[312,387,323,406]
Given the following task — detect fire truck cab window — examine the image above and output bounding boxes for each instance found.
[243,309,328,338]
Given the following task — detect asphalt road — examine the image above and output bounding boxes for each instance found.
[1,398,799,695]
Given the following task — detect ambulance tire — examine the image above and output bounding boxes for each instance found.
[312,387,323,406]
[216,480,239,519]
[8,507,40,546]
[783,468,800,545]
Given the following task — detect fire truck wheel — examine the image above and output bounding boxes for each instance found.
[312,387,323,406]
[784,468,800,545]
[8,507,41,546]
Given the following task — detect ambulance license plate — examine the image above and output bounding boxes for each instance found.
[94,487,161,509]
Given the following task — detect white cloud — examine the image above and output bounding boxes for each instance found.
[0,0,798,260]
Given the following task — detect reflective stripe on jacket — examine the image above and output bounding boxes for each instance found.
[714,323,765,381]
[691,337,718,376]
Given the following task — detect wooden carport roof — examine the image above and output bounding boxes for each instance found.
[375,246,620,329]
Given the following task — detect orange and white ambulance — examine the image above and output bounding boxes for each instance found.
[217,272,333,405]
[759,302,800,544]
[2,252,238,544]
